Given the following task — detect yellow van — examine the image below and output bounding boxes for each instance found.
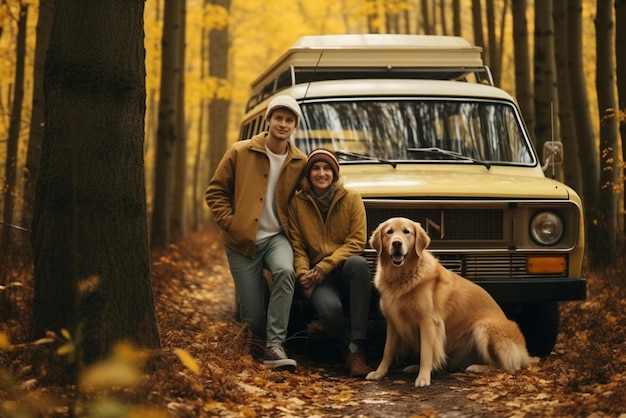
[240,34,586,356]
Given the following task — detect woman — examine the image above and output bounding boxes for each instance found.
[288,148,373,377]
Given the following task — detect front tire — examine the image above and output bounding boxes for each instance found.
[512,302,560,357]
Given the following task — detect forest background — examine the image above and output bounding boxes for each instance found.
[2,0,625,261]
[0,0,625,382]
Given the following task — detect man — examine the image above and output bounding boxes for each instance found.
[205,95,307,371]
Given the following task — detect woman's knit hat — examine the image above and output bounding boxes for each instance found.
[265,95,302,127]
[306,148,340,180]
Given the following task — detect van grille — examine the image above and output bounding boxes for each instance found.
[364,252,569,280]
[365,207,503,241]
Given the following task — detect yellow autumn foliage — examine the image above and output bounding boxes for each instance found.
[0,332,10,351]
[173,347,201,375]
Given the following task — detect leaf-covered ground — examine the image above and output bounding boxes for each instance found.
[1,227,625,417]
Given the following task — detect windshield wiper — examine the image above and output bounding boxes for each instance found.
[406,147,491,169]
[335,150,397,168]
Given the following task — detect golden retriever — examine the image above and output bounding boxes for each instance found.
[366,217,532,387]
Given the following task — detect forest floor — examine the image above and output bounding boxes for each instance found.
[1,226,626,417]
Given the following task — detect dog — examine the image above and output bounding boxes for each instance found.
[365,217,532,387]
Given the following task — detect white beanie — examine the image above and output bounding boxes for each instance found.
[265,95,302,127]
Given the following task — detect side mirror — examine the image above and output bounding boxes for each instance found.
[542,141,563,171]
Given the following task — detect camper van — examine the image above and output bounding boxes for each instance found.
[239,34,586,356]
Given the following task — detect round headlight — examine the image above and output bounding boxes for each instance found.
[530,211,564,246]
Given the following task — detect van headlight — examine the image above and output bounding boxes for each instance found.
[530,211,564,246]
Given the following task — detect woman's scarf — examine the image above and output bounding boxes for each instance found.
[309,183,338,221]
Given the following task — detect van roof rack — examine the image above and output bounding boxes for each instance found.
[246,35,492,111]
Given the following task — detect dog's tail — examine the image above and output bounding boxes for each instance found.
[472,319,531,371]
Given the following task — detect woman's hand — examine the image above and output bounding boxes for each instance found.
[299,269,323,298]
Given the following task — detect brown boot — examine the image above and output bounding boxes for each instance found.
[346,350,372,378]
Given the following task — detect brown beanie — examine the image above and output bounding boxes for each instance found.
[306,149,340,180]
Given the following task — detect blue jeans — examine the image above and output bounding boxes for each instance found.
[225,233,295,347]
[310,255,372,345]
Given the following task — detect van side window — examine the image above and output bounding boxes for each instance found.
[256,114,266,135]
[239,113,267,140]
[275,69,293,92]
[239,123,250,140]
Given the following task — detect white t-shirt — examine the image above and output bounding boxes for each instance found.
[256,146,288,242]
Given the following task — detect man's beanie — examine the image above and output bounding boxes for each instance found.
[265,95,302,127]
[306,148,340,180]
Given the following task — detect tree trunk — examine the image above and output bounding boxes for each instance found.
[171,0,187,240]
[496,0,508,84]
[421,0,431,34]
[592,0,619,266]
[567,0,599,250]
[485,0,499,85]
[533,0,559,155]
[511,0,534,136]
[1,4,28,268]
[32,0,160,370]
[616,0,626,234]
[23,0,54,250]
[553,0,582,191]
[151,0,183,248]
[207,0,231,179]
[471,0,485,54]
[439,0,447,36]
[452,0,461,36]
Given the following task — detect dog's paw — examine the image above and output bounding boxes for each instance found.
[365,370,386,381]
[414,376,431,387]
[465,364,493,373]
[402,364,420,373]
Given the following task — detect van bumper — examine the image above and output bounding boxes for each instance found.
[474,277,587,303]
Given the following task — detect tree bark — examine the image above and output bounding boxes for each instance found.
[421,0,432,34]
[32,0,160,369]
[452,0,462,36]
[207,0,231,180]
[2,4,28,267]
[151,0,183,248]
[553,0,582,191]
[567,0,599,242]
[23,0,54,249]
[533,0,559,154]
[471,0,485,56]
[439,0,448,36]
[485,0,499,85]
[615,0,626,234]
[171,0,187,240]
[592,0,619,266]
[511,0,534,136]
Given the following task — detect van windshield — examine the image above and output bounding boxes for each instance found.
[295,99,535,165]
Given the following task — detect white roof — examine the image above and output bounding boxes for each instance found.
[251,35,485,91]
[292,34,479,50]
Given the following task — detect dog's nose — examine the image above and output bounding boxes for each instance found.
[392,240,402,248]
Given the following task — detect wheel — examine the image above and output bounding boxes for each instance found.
[511,302,560,357]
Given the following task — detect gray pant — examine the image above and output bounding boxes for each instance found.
[310,255,372,345]
[225,233,295,347]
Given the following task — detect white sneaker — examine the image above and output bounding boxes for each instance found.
[263,345,297,371]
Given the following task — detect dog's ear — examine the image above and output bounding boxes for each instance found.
[414,221,431,256]
[369,222,383,255]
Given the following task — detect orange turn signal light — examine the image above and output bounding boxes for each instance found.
[527,256,566,274]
